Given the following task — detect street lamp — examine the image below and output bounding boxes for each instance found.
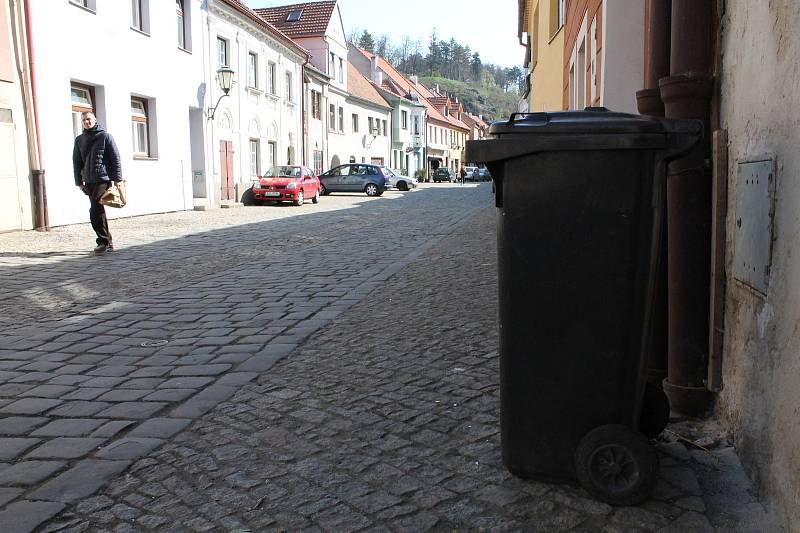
[208,66,235,120]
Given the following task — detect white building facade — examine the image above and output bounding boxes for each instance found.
[0,0,33,231]
[205,0,307,205]
[29,0,207,227]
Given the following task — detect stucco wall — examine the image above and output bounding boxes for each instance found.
[718,1,800,529]
[527,0,565,111]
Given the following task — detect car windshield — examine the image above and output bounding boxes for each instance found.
[384,168,397,177]
[265,166,301,178]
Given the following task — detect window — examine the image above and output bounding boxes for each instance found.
[338,107,344,132]
[401,110,408,130]
[286,9,303,22]
[382,119,387,136]
[268,62,276,94]
[329,53,336,78]
[368,117,374,134]
[247,52,258,88]
[217,37,228,67]
[285,72,293,102]
[311,90,321,119]
[413,115,420,135]
[131,97,149,156]
[176,0,188,50]
[329,104,336,131]
[352,113,359,133]
[549,0,565,37]
[268,142,277,166]
[313,150,323,175]
[70,0,96,11]
[249,139,260,177]
[338,58,344,83]
[131,0,150,33]
[70,83,94,138]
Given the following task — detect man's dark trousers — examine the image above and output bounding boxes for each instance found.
[87,183,112,246]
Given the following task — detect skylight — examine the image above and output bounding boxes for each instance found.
[286,9,302,22]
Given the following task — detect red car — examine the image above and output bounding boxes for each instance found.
[244,165,320,206]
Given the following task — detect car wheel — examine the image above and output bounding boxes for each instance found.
[398,182,409,191]
[241,187,256,206]
[320,183,330,196]
[365,183,379,197]
[312,188,320,204]
[294,190,304,206]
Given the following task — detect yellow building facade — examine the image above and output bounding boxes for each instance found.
[522,0,566,111]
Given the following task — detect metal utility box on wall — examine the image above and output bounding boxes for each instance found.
[733,158,776,295]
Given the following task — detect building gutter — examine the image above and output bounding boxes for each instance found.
[14,0,47,229]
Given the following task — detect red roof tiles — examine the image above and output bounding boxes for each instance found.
[218,0,309,58]
[255,1,337,38]
[347,63,391,110]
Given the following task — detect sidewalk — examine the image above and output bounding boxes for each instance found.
[30,200,780,532]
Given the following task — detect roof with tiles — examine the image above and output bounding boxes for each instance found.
[218,0,309,58]
[346,62,391,110]
[255,1,337,38]
[350,47,464,129]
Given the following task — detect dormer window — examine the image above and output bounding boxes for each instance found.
[286,9,302,22]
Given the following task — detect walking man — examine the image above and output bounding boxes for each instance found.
[459,165,467,185]
[73,111,122,254]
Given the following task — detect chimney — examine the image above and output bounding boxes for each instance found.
[410,75,418,85]
[370,56,379,78]
[435,84,440,94]
[374,70,384,86]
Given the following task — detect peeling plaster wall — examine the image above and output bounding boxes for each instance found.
[718,1,800,529]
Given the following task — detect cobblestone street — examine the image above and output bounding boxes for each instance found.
[0,185,778,532]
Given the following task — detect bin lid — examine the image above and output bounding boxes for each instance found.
[488,107,700,136]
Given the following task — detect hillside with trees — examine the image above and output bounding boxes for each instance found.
[349,29,525,121]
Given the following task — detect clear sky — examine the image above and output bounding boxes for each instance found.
[244,0,523,68]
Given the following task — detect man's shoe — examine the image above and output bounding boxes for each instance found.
[93,243,112,254]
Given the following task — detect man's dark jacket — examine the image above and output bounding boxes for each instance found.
[72,123,122,186]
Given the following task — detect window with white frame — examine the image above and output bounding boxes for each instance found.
[382,119,387,136]
[338,107,344,132]
[285,71,293,102]
[131,0,149,33]
[313,150,323,175]
[268,141,277,166]
[70,0,96,12]
[329,104,336,131]
[401,110,408,129]
[176,0,189,50]
[70,83,94,138]
[268,62,276,94]
[413,115,420,135]
[338,58,343,83]
[249,139,260,177]
[247,52,258,88]
[352,113,359,133]
[311,90,321,119]
[217,37,228,68]
[329,52,335,78]
[131,97,149,156]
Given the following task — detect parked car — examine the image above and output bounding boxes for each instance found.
[432,167,455,183]
[243,165,320,206]
[387,169,418,191]
[478,167,491,181]
[464,165,479,181]
[319,164,391,197]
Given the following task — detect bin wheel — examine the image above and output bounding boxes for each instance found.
[575,424,658,506]
[639,381,670,439]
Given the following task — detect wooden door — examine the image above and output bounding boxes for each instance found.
[220,141,234,201]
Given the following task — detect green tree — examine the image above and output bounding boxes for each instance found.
[471,52,482,81]
[359,30,375,53]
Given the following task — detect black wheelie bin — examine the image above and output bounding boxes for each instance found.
[464,108,701,505]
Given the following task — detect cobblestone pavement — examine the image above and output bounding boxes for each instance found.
[0,185,778,532]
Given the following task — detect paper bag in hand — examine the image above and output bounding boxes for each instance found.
[99,181,127,208]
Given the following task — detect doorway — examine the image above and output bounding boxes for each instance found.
[220,140,234,201]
